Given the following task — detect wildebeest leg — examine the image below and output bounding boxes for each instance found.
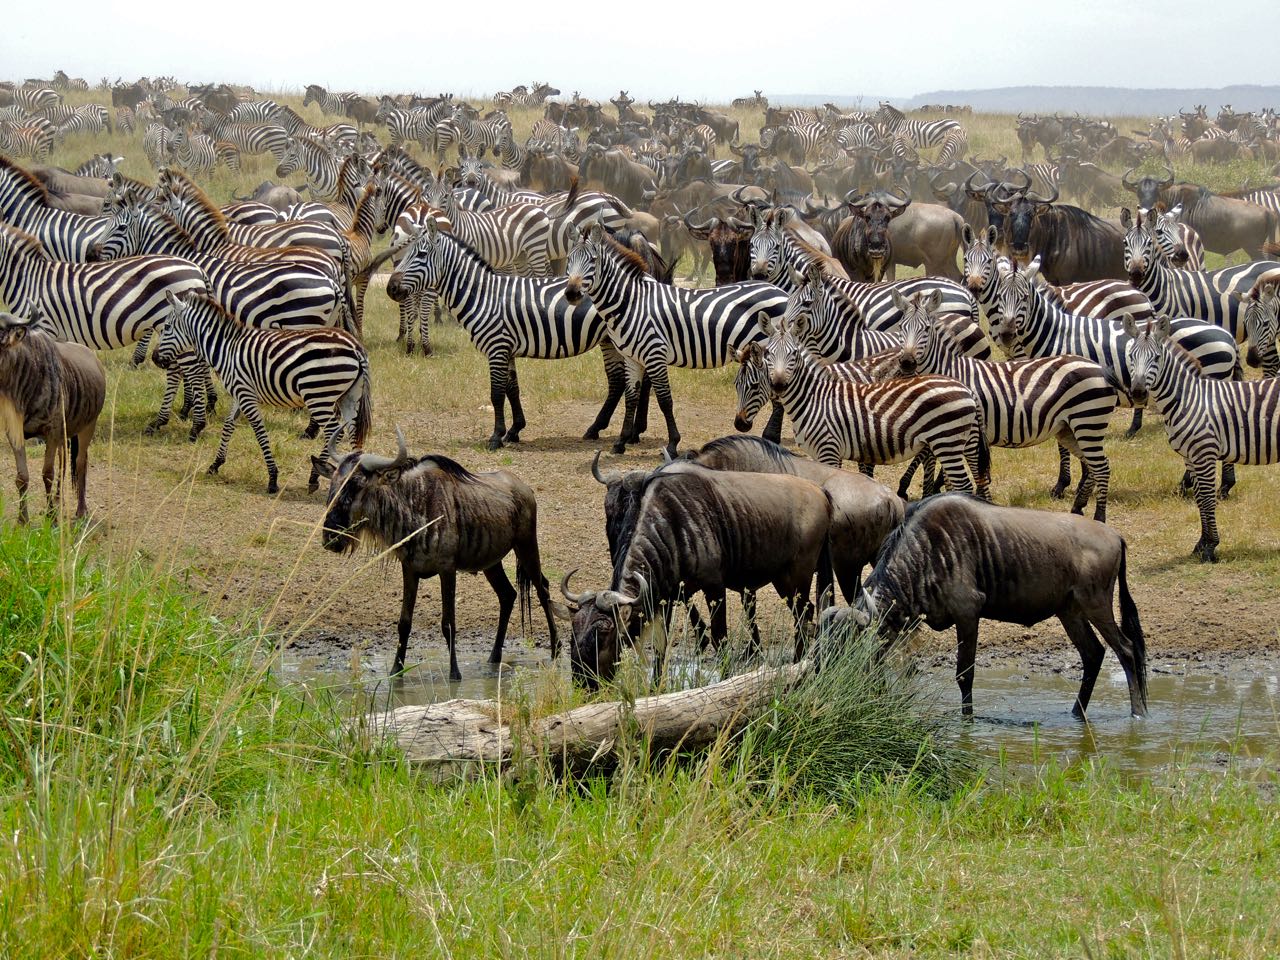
[1188,458,1220,562]
[782,582,816,662]
[72,426,94,519]
[486,350,511,450]
[702,588,728,652]
[502,362,526,443]
[584,343,628,441]
[394,565,420,676]
[761,402,785,444]
[130,329,153,368]
[955,618,980,717]
[1058,611,1106,719]
[1051,443,1072,499]
[40,431,60,518]
[1125,408,1143,438]
[483,563,517,665]
[648,364,681,457]
[440,570,461,682]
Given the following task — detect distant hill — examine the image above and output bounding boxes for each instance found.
[769,86,1280,117]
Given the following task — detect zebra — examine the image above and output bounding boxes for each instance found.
[996,255,1243,497]
[167,127,218,177]
[73,153,122,179]
[0,222,207,354]
[1125,316,1280,562]
[746,206,978,333]
[143,122,174,168]
[0,154,110,261]
[42,103,111,136]
[436,107,512,159]
[420,178,553,276]
[0,119,55,160]
[6,87,60,114]
[303,85,356,116]
[197,109,289,161]
[378,106,435,150]
[1151,204,1205,270]
[564,220,789,454]
[1122,207,1280,348]
[750,308,988,493]
[875,101,963,149]
[115,106,136,135]
[275,135,344,201]
[895,289,1118,521]
[276,106,357,149]
[1240,186,1280,229]
[1242,280,1280,376]
[52,70,89,92]
[386,221,646,448]
[152,291,371,495]
[226,99,283,126]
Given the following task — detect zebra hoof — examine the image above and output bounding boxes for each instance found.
[307,478,319,494]
[267,481,280,495]
[144,421,163,437]
[207,462,222,475]
[404,342,415,356]
[421,344,433,357]
[1049,485,1068,500]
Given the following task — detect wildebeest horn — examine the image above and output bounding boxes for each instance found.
[591,449,621,485]
[1121,166,1139,189]
[1159,163,1175,188]
[844,189,869,207]
[964,169,994,198]
[1026,181,1059,204]
[683,208,717,232]
[885,186,911,207]
[1003,169,1032,193]
[594,586,638,610]
[560,568,593,605]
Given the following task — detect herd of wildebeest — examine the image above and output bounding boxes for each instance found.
[4,72,1280,717]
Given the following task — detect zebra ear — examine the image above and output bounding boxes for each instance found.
[889,289,909,313]
[1120,207,1132,228]
[961,223,974,247]
[1155,316,1173,340]
[983,224,997,246]
[1023,256,1042,282]
[756,311,774,336]
[925,289,943,313]
[1122,315,1139,339]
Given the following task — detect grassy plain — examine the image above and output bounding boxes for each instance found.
[1,88,1279,957]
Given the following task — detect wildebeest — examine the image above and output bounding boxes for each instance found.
[560,462,832,688]
[842,493,1148,719]
[832,189,911,282]
[232,180,304,213]
[679,206,754,284]
[314,429,561,680]
[0,308,105,522]
[994,182,1125,284]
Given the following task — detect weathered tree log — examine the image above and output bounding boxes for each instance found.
[365,661,810,778]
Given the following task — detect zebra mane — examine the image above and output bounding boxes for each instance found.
[0,153,55,207]
[0,221,51,261]
[790,234,844,278]
[168,169,229,232]
[1162,330,1204,376]
[183,290,239,326]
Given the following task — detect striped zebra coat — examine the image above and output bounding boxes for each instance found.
[152,291,371,495]
[1126,316,1280,562]
[0,154,109,260]
[895,289,1118,521]
[565,220,788,454]
[753,309,988,494]
[421,178,553,276]
[387,222,642,450]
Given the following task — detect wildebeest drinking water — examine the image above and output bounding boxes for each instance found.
[314,429,562,681]
[833,493,1148,719]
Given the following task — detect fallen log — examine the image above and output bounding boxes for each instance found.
[365,660,810,779]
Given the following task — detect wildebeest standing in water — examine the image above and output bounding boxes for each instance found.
[839,493,1148,719]
[314,430,562,681]
[0,308,105,522]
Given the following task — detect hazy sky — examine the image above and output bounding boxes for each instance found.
[2,0,1271,102]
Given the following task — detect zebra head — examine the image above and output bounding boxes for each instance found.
[961,223,1000,302]
[732,341,769,431]
[152,290,195,370]
[1121,207,1159,285]
[993,255,1040,353]
[564,220,607,305]
[1243,284,1280,377]
[87,206,137,261]
[1152,204,1190,268]
[275,137,303,179]
[1122,315,1175,406]
[386,222,445,303]
[747,205,784,282]
[758,309,809,394]
[891,289,945,376]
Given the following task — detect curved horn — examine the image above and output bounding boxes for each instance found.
[1026,181,1059,204]
[885,185,912,207]
[394,425,409,462]
[1004,168,1032,193]
[1121,166,1139,189]
[682,208,716,232]
[594,586,638,610]
[560,568,593,605]
[844,188,870,207]
[964,169,995,198]
[1159,162,1175,188]
[591,449,621,485]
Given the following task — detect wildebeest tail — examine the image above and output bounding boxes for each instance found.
[817,492,836,610]
[1117,538,1148,705]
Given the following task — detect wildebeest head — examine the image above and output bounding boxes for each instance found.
[1120,207,1157,285]
[998,180,1058,262]
[845,187,910,281]
[311,427,415,554]
[993,255,1042,353]
[728,141,762,181]
[1120,163,1175,211]
[1122,315,1176,406]
[560,567,644,689]
[891,288,946,375]
[682,203,754,285]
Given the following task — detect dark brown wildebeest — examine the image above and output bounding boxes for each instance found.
[837,493,1148,719]
[833,188,911,282]
[560,461,832,688]
[993,181,1126,285]
[0,309,105,521]
[315,430,562,681]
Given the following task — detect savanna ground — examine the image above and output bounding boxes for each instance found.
[2,87,1279,957]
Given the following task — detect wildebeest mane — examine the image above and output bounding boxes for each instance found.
[698,434,796,469]
[415,453,479,483]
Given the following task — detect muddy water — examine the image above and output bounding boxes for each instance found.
[279,642,1279,776]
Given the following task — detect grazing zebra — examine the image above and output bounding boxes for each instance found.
[564,220,789,454]
[437,107,512,159]
[0,154,110,260]
[303,85,357,116]
[1152,204,1205,270]
[0,119,55,160]
[143,122,174,168]
[52,70,90,92]
[997,255,1242,496]
[42,103,111,136]
[750,308,988,493]
[895,289,1117,520]
[115,106,136,135]
[0,222,206,353]
[421,178,553,276]
[493,82,559,109]
[1123,208,1280,348]
[747,207,979,332]
[152,291,372,494]
[1126,316,1280,561]
[277,106,357,148]
[167,127,218,177]
[875,102,963,149]
[386,222,643,448]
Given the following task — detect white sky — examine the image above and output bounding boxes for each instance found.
[2,0,1271,103]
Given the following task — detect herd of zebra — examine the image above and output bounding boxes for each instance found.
[4,73,1280,593]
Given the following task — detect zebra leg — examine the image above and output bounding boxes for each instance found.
[1051,443,1072,500]
[935,447,975,495]
[503,361,527,443]
[1189,459,1220,562]
[237,398,280,495]
[648,364,682,457]
[584,343,627,441]
[1125,408,1143,438]
[1219,463,1237,500]
[486,352,511,450]
[761,401,785,444]
[146,368,182,435]
[190,365,213,443]
[963,431,992,501]
[897,452,925,498]
[208,399,241,477]
[130,330,153,369]
[396,297,410,347]
[630,371,652,442]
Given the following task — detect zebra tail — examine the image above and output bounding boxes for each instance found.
[549,176,580,219]
[975,423,992,493]
[338,352,373,450]
[1117,538,1148,707]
